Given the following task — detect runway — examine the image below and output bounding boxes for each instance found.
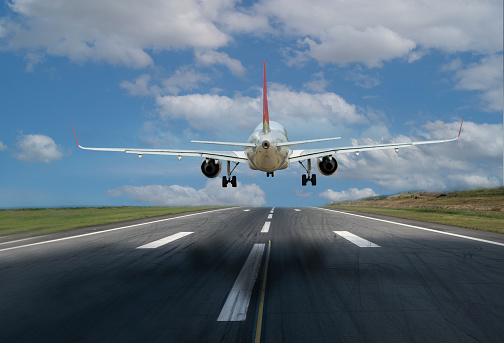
[1,207,504,342]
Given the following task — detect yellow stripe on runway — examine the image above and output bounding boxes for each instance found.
[254,240,271,343]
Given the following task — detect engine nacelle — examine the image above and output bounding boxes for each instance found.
[317,156,338,176]
[201,159,222,178]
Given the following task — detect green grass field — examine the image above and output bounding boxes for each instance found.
[327,188,504,234]
[0,206,222,237]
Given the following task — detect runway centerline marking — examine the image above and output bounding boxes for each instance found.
[267,213,273,219]
[136,232,193,249]
[261,222,271,233]
[294,209,301,212]
[217,244,265,321]
[244,209,250,212]
[334,231,380,248]
[319,208,504,247]
[0,207,236,253]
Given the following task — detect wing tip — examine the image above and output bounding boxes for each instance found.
[458,116,464,138]
[72,125,81,147]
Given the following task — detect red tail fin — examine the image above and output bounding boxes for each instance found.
[263,60,270,134]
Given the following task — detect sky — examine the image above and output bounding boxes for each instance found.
[0,0,503,208]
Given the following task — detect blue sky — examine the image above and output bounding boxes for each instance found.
[0,0,502,208]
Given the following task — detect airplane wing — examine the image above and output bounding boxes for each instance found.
[73,127,248,163]
[289,119,463,163]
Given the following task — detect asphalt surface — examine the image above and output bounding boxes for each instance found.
[1,207,504,342]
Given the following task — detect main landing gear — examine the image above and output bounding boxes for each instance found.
[222,161,239,187]
[299,159,317,186]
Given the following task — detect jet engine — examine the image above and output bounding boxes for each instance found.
[317,156,338,176]
[201,159,222,178]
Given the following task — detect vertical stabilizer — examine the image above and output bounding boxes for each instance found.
[262,60,270,134]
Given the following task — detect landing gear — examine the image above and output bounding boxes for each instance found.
[266,172,274,177]
[222,175,237,187]
[299,159,317,186]
[222,161,239,187]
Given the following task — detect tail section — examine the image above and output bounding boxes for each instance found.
[262,60,270,134]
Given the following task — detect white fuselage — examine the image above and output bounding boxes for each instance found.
[245,121,290,172]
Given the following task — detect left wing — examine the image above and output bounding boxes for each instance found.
[289,119,463,163]
[73,127,248,163]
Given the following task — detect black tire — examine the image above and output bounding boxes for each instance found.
[302,174,307,186]
[222,176,228,188]
[311,174,317,186]
[231,176,237,187]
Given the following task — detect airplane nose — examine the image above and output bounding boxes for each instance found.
[262,140,270,149]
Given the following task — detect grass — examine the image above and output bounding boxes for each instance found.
[0,206,223,237]
[327,187,504,234]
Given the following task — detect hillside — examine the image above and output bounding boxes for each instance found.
[327,187,504,234]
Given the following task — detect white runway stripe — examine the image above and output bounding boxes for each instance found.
[136,232,193,249]
[217,244,265,321]
[267,213,273,219]
[0,208,235,253]
[294,209,301,212]
[334,231,380,248]
[261,222,271,233]
[320,208,504,247]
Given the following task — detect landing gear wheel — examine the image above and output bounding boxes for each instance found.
[222,176,228,188]
[302,174,307,186]
[311,174,317,186]
[231,176,237,187]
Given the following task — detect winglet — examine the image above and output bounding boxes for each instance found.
[72,125,81,147]
[262,60,270,134]
[458,116,464,138]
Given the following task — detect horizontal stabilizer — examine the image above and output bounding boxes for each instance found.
[277,137,341,147]
[191,140,256,148]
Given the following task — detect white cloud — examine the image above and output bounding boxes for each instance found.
[454,54,503,111]
[259,0,502,66]
[334,120,503,191]
[319,188,378,202]
[195,50,246,76]
[0,141,7,151]
[14,133,64,163]
[107,179,266,206]
[303,72,329,92]
[4,0,231,68]
[154,85,367,138]
[294,190,312,198]
[302,26,416,67]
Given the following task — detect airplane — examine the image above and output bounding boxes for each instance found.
[73,60,463,188]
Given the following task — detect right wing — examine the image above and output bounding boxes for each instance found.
[73,127,248,163]
[289,118,463,163]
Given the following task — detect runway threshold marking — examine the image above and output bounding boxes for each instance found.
[136,232,193,249]
[217,244,265,321]
[261,222,271,233]
[254,240,271,343]
[0,207,236,253]
[334,231,380,248]
[320,208,504,247]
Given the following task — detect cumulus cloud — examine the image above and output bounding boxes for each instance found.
[195,50,246,76]
[334,120,503,191]
[3,0,231,68]
[454,54,503,112]
[0,141,7,151]
[153,85,367,138]
[2,0,500,70]
[107,179,266,206]
[319,188,378,203]
[14,133,64,163]
[261,0,502,66]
